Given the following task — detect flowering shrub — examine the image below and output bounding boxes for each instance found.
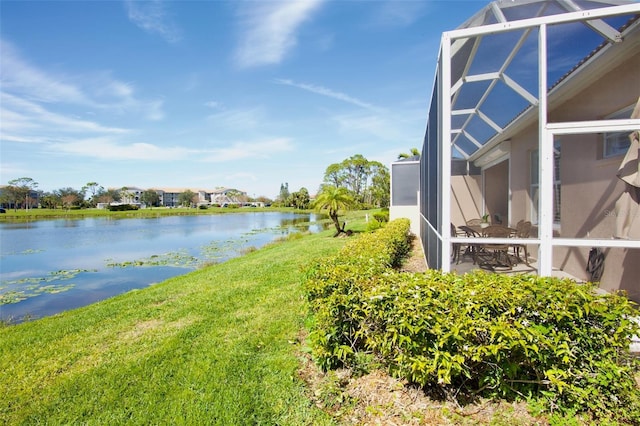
[304,222,640,422]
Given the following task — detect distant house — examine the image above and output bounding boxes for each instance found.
[146,187,247,207]
[120,186,144,204]
[418,1,640,301]
[209,188,247,206]
[154,188,183,207]
[0,185,40,209]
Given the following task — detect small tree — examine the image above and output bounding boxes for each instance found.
[95,188,121,204]
[290,187,310,209]
[277,183,291,206]
[39,192,61,209]
[55,187,84,210]
[119,187,140,204]
[141,189,160,208]
[178,190,196,207]
[369,162,390,208]
[312,185,355,236]
[225,189,247,205]
[82,182,103,207]
[6,177,38,210]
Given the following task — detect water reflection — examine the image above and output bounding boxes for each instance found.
[0,212,323,323]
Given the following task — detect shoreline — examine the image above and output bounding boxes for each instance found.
[1,210,335,324]
[0,206,311,221]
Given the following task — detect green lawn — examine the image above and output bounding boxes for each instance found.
[0,206,304,221]
[0,215,365,424]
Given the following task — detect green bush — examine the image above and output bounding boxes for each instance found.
[372,211,389,223]
[304,224,640,422]
[362,271,639,422]
[108,204,139,211]
[304,219,411,370]
[366,219,384,232]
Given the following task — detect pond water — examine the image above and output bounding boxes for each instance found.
[0,212,325,323]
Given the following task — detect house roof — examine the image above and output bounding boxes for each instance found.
[443,0,639,160]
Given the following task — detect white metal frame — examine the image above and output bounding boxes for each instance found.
[433,2,640,274]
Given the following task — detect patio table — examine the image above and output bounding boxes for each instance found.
[457,224,518,270]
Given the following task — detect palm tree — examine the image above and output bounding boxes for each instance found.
[397,147,420,160]
[312,185,355,236]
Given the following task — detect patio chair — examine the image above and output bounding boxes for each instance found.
[477,225,514,270]
[457,225,482,264]
[451,223,467,264]
[466,218,482,226]
[511,220,532,265]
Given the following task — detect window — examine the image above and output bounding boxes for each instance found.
[603,104,634,158]
[530,140,561,225]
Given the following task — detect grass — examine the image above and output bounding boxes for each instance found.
[0,211,368,424]
[0,206,309,221]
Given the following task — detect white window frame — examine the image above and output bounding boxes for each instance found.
[603,104,635,158]
[530,141,561,226]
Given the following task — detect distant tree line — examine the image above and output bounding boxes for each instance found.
[0,178,274,210]
[2,155,392,212]
[0,178,130,210]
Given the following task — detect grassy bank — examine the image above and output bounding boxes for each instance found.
[0,213,366,424]
[0,206,307,221]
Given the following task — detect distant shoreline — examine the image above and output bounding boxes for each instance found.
[0,206,311,221]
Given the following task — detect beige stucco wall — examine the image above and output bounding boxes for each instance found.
[450,175,482,226]
[504,50,640,302]
[483,160,509,225]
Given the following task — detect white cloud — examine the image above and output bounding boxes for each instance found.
[97,80,135,99]
[52,137,193,161]
[0,92,130,137]
[235,0,324,68]
[368,1,428,28]
[0,40,90,104]
[46,136,295,164]
[275,78,380,111]
[332,109,423,145]
[204,100,222,109]
[206,107,264,129]
[202,138,294,163]
[91,73,166,121]
[144,98,165,121]
[124,0,181,43]
[0,40,165,149]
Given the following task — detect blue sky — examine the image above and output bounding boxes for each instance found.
[1,0,478,199]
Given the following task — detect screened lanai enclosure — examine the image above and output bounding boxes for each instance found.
[420,0,640,300]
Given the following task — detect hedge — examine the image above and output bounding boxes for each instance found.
[304,219,640,423]
[305,219,412,370]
